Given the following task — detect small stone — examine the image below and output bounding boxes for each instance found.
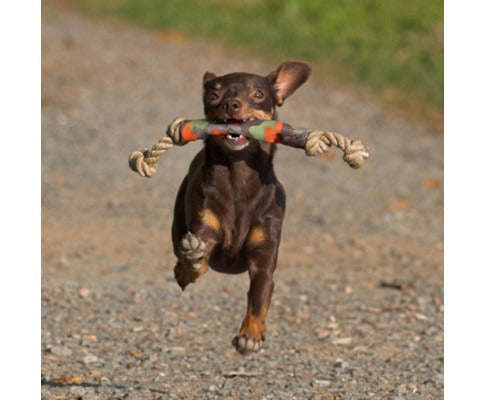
[312,379,331,387]
[82,334,97,342]
[100,376,111,386]
[83,391,98,400]
[50,345,72,357]
[82,354,99,364]
[78,288,91,298]
[69,386,85,398]
[331,337,352,345]
[353,345,368,352]
[168,346,186,353]
[432,373,444,385]
[334,358,349,368]
[397,383,407,393]
[297,293,308,302]
[415,313,428,321]
[317,330,331,340]
[129,349,143,358]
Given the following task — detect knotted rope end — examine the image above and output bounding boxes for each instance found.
[305,130,369,169]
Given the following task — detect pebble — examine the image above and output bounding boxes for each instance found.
[78,287,91,298]
[334,358,349,368]
[312,379,331,387]
[397,383,407,393]
[82,391,98,400]
[167,346,186,354]
[69,386,85,398]
[331,337,352,345]
[317,330,331,340]
[83,354,99,364]
[50,345,72,357]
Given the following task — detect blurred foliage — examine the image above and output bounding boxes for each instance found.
[75,0,443,130]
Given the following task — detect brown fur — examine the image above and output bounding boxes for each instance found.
[171,61,312,354]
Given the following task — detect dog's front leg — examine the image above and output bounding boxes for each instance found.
[173,210,221,290]
[234,231,280,354]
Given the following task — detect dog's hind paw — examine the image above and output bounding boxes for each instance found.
[232,333,264,354]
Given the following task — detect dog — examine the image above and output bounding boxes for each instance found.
[171,61,312,354]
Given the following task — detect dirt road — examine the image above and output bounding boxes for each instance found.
[42,5,443,399]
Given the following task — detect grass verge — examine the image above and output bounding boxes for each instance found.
[72,0,443,132]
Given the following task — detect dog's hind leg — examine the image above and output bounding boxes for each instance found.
[233,222,282,354]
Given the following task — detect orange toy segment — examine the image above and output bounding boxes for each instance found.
[181,122,198,142]
[264,121,283,143]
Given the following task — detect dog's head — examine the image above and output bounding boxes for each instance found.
[202,61,312,151]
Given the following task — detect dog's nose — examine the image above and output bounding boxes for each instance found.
[224,99,242,113]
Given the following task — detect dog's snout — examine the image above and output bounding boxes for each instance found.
[224,99,242,114]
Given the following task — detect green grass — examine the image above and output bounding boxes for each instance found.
[74,0,443,131]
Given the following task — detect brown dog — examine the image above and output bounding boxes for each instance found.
[171,61,312,354]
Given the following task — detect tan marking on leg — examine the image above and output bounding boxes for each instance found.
[200,209,221,232]
[174,258,208,290]
[239,305,268,342]
[247,226,265,246]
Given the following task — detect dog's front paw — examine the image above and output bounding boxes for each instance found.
[174,232,208,290]
[232,332,264,354]
[179,232,206,261]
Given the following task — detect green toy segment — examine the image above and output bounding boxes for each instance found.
[179,119,311,149]
[248,120,280,141]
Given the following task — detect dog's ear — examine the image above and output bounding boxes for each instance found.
[267,62,312,106]
[203,72,217,86]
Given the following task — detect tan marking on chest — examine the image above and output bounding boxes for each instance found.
[248,226,265,246]
[200,209,221,232]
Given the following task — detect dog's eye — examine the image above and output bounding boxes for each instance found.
[206,91,222,104]
[252,89,265,102]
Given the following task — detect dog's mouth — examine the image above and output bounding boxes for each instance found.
[225,131,249,148]
[220,117,256,150]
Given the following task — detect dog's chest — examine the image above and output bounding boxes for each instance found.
[205,163,267,248]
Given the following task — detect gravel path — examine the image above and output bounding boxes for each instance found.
[42,4,443,400]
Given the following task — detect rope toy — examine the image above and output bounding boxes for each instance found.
[129,118,369,177]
